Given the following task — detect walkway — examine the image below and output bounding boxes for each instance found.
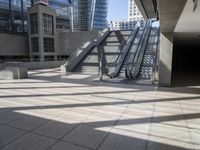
[0,68,199,150]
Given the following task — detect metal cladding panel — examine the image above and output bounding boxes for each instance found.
[134,0,157,20]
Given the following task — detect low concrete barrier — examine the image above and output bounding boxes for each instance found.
[0,63,28,79]
[21,60,66,70]
[0,61,65,80]
[0,60,65,70]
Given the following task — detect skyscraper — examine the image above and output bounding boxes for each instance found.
[110,0,144,31]
[128,0,143,21]
[73,0,108,31]
[0,0,71,33]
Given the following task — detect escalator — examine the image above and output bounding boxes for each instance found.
[126,20,160,83]
[138,27,159,81]
[106,24,140,78]
[106,21,151,79]
[118,29,145,78]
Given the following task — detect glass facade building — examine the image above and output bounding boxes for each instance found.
[73,0,108,31]
[0,0,71,33]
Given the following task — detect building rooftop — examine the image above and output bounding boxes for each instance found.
[0,68,200,150]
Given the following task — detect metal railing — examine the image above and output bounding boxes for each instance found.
[106,22,140,78]
[64,28,110,72]
[126,20,152,79]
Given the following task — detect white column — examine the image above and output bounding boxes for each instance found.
[158,32,173,87]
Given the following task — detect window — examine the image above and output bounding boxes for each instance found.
[43,13,53,35]
[31,37,39,52]
[44,38,54,52]
[33,55,40,62]
[0,0,32,32]
[30,13,38,34]
[44,56,55,61]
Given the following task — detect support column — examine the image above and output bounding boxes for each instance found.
[158,32,173,87]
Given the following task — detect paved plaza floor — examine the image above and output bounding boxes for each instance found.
[0,68,200,150]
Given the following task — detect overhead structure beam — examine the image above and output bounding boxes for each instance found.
[157,0,187,32]
[134,0,157,20]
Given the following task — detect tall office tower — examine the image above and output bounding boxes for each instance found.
[73,0,108,31]
[48,0,71,31]
[0,0,71,33]
[128,0,143,21]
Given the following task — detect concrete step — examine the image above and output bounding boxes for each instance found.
[102,46,121,53]
[139,67,153,80]
[83,55,99,63]
[75,66,99,74]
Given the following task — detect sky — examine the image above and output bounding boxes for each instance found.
[107,0,128,22]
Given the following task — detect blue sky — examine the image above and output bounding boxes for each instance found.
[107,0,128,21]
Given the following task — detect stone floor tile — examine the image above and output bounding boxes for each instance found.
[152,112,187,127]
[49,141,90,150]
[9,116,47,131]
[63,125,109,149]
[189,129,200,145]
[58,111,90,122]
[0,111,25,124]
[1,133,56,150]
[0,124,25,148]
[115,119,151,135]
[34,120,75,139]
[82,115,118,128]
[149,123,193,146]
[121,108,153,119]
[99,128,148,150]
[147,139,194,150]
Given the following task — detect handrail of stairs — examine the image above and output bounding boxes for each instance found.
[106,21,140,78]
[63,28,111,72]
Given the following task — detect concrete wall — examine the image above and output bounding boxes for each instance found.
[0,30,99,58]
[57,31,100,56]
[0,33,28,56]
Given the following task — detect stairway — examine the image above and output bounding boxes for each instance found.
[74,30,131,74]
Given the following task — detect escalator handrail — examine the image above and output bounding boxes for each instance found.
[130,20,152,79]
[106,22,140,78]
[125,20,150,79]
[124,22,149,79]
[126,20,152,79]
[64,28,110,72]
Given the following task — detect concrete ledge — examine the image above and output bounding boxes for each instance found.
[0,61,66,79]
[0,66,28,80]
[22,60,65,70]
